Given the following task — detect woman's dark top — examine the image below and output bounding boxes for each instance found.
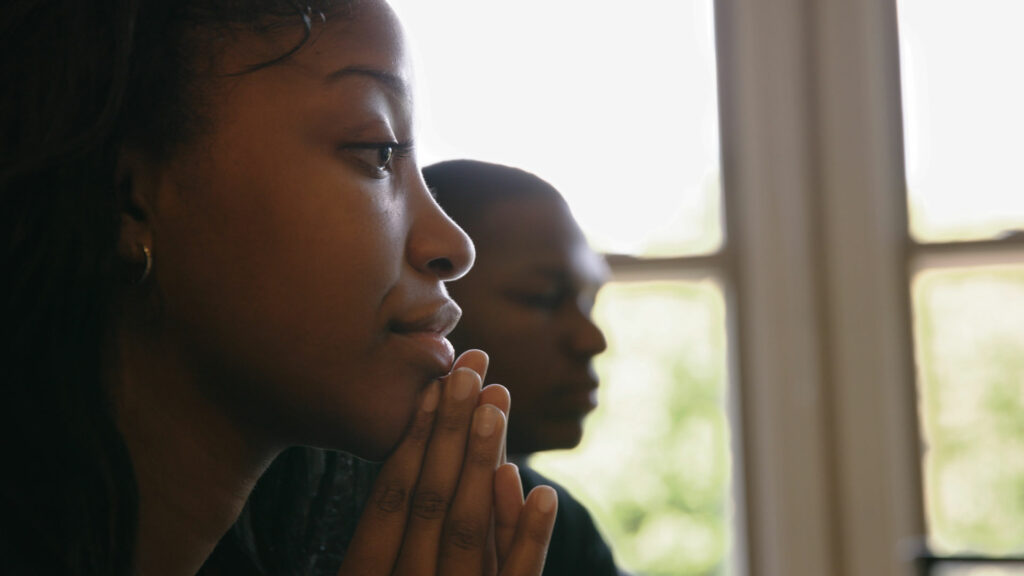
[206,450,623,575]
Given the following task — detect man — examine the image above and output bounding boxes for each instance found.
[426,159,620,576]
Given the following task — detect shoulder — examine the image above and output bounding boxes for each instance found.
[518,466,591,526]
[517,465,621,576]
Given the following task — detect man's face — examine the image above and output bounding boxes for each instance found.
[450,195,609,455]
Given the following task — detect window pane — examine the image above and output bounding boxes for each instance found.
[389,0,723,257]
[531,281,734,576]
[898,0,1024,242]
[912,266,1024,554]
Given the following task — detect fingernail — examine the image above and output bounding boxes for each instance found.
[475,406,498,437]
[422,381,440,413]
[535,487,557,513]
[450,369,476,401]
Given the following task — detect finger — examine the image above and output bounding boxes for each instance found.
[484,519,499,576]
[478,383,510,414]
[497,486,557,576]
[494,462,524,567]
[437,404,506,574]
[477,385,512,575]
[453,348,489,379]
[478,384,510,464]
[339,380,441,576]
[393,366,482,575]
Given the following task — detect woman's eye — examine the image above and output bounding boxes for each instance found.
[374,145,395,173]
[341,142,410,177]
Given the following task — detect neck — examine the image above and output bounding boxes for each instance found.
[111,326,279,576]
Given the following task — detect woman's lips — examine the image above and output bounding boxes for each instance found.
[390,300,462,375]
[393,330,456,374]
[391,299,461,336]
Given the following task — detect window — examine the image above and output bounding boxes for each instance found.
[390,1,1024,575]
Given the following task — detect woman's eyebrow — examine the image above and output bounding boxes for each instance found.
[324,65,409,98]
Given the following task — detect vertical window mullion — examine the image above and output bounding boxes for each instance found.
[717,0,924,574]
[716,1,838,575]
[813,0,924,574]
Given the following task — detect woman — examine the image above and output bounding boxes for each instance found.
[1,2,554,575]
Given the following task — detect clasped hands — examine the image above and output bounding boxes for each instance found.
[338,349,557,576]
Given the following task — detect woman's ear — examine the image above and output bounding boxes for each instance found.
[115,147,159,284]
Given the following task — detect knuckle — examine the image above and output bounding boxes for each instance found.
[411,490,449,520]
[466,442,496,468]
[371,483,408,515]
[446,519,487,551]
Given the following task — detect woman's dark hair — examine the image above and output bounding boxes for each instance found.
[1,2,348,574]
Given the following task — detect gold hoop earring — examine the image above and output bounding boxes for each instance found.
[134,245,152,285]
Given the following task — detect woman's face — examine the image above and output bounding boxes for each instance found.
[138,0,473,459]
[449,194,609,455]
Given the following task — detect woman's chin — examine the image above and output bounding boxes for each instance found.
[343,414,415,463]
[348,441,394,463]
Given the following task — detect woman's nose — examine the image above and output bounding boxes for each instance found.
[406,176,475,281]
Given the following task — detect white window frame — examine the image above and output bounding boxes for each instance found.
[608,1,923,574]
[620,1,1024,574]
[713,1,921,575]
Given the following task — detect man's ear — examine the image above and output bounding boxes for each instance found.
[115,147,159,279]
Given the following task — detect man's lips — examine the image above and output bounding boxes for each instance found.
[550,376,600,413]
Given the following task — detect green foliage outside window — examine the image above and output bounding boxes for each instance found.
[914,267,1024,556]
[532,281,733,576]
